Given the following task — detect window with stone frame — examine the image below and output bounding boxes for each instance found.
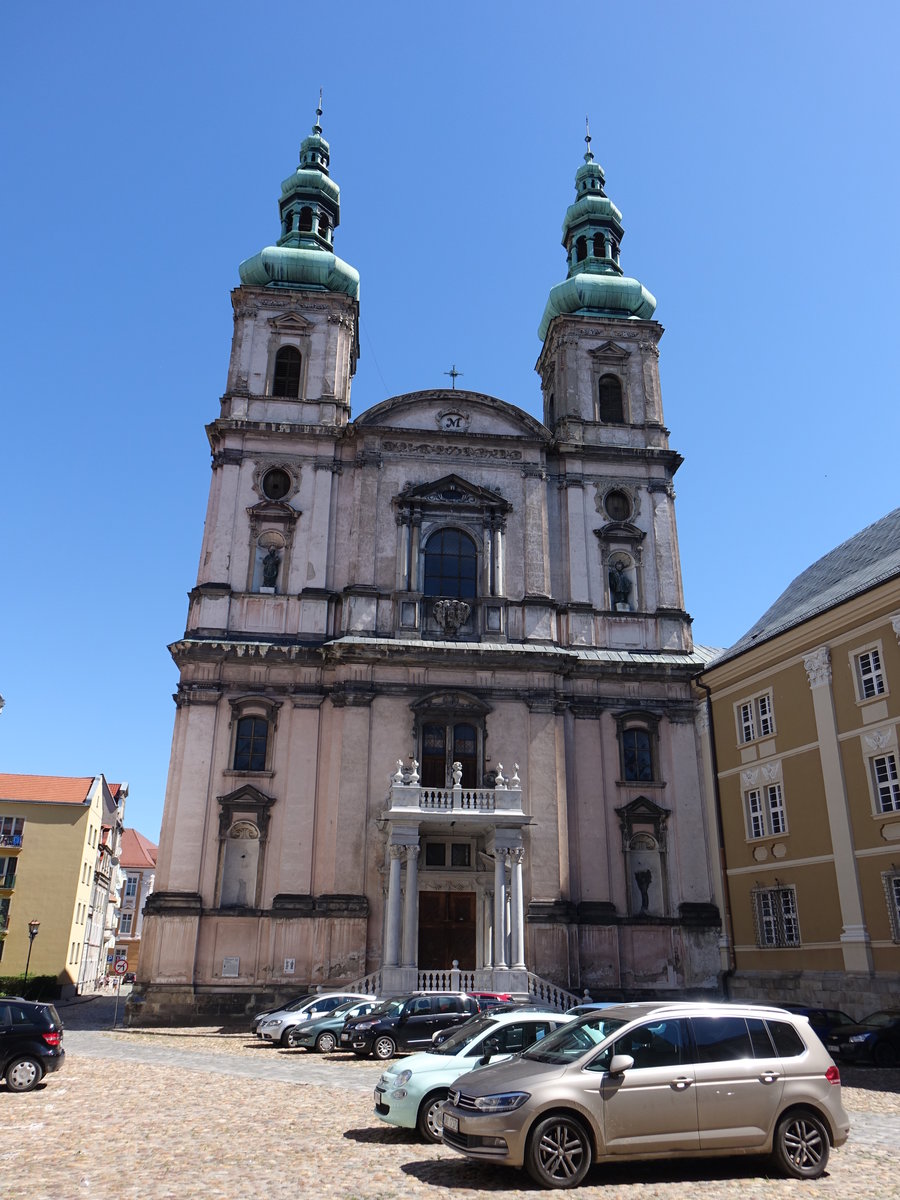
[616,713,660,783]
[423,528,478,599]
[752,885,800,947]
[852,645,887,702]
[272,345,302,397]
[119,911,133,935]
[744,782,788,839]
[598,374,625,423]
[228,697,280,775]
[412,691,490,790]
[736,691,775,744]
[870,752,900,814]
[883,871,900,942]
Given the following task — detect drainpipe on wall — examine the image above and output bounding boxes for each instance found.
[696,677,737,993]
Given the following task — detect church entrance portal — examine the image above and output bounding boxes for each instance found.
[418,891,476,970]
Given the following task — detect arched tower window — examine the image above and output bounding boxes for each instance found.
[299,206,313,232]
[598,374,624,423]
[423,529,477,599]
[272,346,302,398]
[593,232,606,257]
[318,213,330,240]
[575,236,588,263]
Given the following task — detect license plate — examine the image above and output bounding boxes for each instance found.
[443,1113,459,1134]
[374,1088,383,1103]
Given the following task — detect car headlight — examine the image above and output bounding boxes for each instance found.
[295,1024,314,1035]
[472,1092,531,1113]
[394,1069,412,1086]
[849,1033,870,1043]
[353,1020,377,1030]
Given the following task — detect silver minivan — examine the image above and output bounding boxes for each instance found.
[441,1001,850,1189]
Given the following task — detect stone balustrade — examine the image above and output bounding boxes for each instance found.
[386,758,524,816]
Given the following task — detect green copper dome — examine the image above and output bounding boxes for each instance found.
[239,100,359,299]
[538,129,655,340]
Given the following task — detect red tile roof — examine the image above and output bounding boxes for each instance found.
[120,827,158,869]
[0,773,95,804]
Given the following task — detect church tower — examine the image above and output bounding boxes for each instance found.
[135,121,721,1025]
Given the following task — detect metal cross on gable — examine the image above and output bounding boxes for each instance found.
[444,364,463,389]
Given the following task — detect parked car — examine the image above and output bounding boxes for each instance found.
[258,993,374,1046]
[0,998,66,1092]
[779,1004,856,1043]
[287,998,378,1052]
[441,1000,849,1188]
[466,991,514,1010]
[341,992,479,1059]
[375,1007,573,1142]
[250,993,311,1036]
[825,1009,900,1068]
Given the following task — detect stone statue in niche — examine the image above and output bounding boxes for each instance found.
[262,547,281,588]
[608,558,633,611]
[634,868,652,914]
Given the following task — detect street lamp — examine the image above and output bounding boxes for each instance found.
[23,919,40,986]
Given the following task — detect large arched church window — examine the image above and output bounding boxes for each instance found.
[272,345,302,398]
[423,529,477,598]
[598,374,625,423]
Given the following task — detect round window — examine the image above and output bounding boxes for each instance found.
[605,489,631,521]
[262,468,291,501]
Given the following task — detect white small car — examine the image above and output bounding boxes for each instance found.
[374,1008,573,1142]
[258,992,374,1046]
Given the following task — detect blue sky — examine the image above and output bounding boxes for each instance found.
[2,2,897,840]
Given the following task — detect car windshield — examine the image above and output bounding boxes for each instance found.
[282,997,313,1012]
[431,1016,496,1055]
[861,1011,900,1027]
[369,998,406,1016]
[522,1015,626,1064]
[329,1000,362,1017]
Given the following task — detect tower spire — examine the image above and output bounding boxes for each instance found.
[584,115,593,163]
[313,88,323,135]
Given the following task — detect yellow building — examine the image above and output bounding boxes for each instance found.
[698,508,900,1013]
[0,774,126,995]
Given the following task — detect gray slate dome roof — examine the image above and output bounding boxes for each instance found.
[720,507,900,663]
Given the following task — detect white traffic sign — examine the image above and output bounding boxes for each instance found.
[113,959,128,975]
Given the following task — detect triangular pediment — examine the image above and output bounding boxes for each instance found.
[411,690,492,717]
[397,474,511,511]
[615,795,669,821]
[269,311,313,331]
[588,340,630,362]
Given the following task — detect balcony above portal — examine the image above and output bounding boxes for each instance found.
[384,758,526,824]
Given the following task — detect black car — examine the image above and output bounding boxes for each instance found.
[0,998,65,1091]
[826,1009,900,1067]
[779,1004,857,1042]
[340,992,479,1059]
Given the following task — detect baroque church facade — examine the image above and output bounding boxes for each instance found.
[136,112,721,1021]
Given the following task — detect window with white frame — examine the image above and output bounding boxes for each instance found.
[125,875,138,899]
[854,647,886,701]
[870,753,900,813]
[753,885,800,947]
[119,912,133,935]
[736,692,775,744]
[883,872,900,942]
[744,783,787,839]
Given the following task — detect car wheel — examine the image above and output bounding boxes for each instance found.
[373,1035,396,1061]
[525,1114,591,1189]
[873,1041,898,1069]
[772,1109,830,1179]
[279,1029,294,1048]
[315,1031,337,1053]
[5,1057,44,1093]
[416,1090,448,1143]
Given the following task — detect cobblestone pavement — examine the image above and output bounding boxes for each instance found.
[4,995,899,1200]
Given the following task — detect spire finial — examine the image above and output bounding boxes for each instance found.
[584,115,593,163]
[314,88,323,134]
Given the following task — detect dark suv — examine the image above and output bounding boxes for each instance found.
[0,998,65,1091]
[340,992,479,1059]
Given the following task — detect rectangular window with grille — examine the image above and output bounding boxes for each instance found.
[871,754,900,813]
[855,648,886,700]
[744,783,787,839]
[736,692,776,744]
[753,886,800,947]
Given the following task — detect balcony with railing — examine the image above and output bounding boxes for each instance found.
[0,833,24,852]
[385,759,525,820]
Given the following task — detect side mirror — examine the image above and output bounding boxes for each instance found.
[480,1036,501,1065]
[608,1053,634,1075]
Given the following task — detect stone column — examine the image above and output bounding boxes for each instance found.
[510,847,526,970]
[493,851,508,968]
[383,845,404,967]
[401,844,420,968]
[804,646,873,972]
[482,889,494,968]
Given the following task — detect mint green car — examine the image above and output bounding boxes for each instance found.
[374,1009,572,1142]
